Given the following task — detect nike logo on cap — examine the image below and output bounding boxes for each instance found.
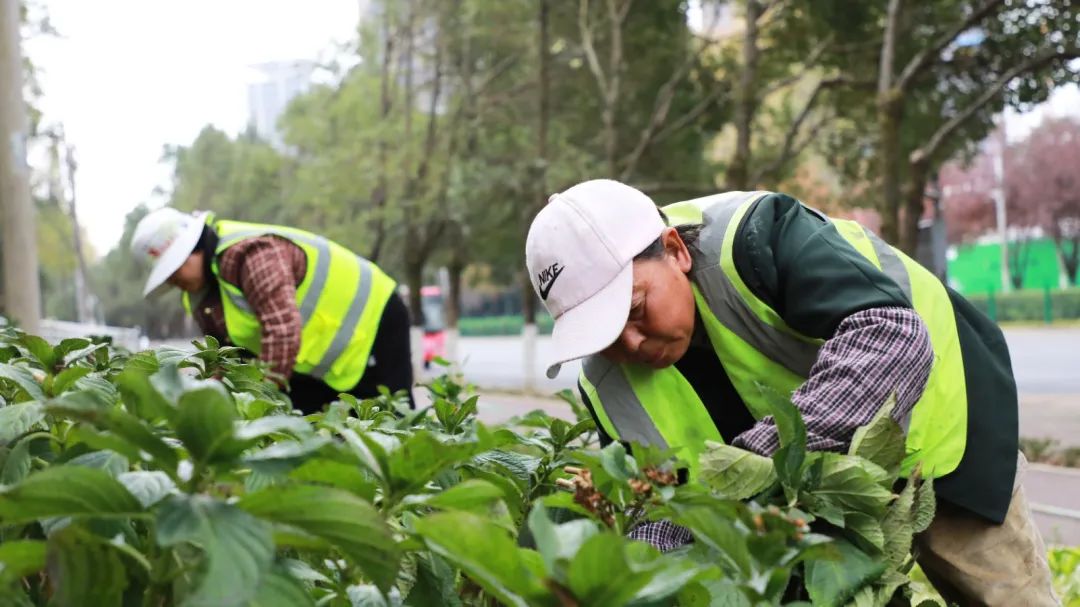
[537,262,565,301]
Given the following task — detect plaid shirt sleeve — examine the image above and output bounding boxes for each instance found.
[218,237,306,379]
[732,306,933,455]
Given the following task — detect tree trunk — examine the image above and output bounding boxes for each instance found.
[726,0,761,191]
[368,5,396,263]
[901,158,929,255]
[878,96,904,246]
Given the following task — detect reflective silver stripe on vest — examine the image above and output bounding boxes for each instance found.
[216,228,332,324]
[224,288,252,313]
[310,257,375,378]
[690,193,821,377]
[862,228,913,302]
[582,356,668,448]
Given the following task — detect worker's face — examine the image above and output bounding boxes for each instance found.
[167,251,206,293]
[601,228,695,368]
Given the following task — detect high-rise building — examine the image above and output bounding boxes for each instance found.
[247,60,316,150]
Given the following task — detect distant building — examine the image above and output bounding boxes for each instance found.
[247,60,316,150]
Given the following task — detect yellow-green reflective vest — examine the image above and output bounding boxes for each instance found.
[182,219,397,391]
[579,191,968,480]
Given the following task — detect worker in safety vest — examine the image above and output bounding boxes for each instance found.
[525,179,1053,605]
[131,208,414,412]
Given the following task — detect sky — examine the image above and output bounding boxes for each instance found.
[22,1,1080,257]
[24,0,360,255]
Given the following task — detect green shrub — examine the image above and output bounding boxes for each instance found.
[966,288,1080,322]
[458,315,555,336]
[0,323,953,606]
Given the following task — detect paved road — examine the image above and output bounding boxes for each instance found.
[445,327,1080,396]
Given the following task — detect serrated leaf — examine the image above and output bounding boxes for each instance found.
[848,396,905,478]
[811,454,894,516]
[413,511,547,607]
[600,441,638,482]
[0,466,143,524]
[845,512,886,553]
[47,528,128,607]
[384,431,491,504]
[912,477,935,534]
[804,539,886,607]
[699,442,776,500]
[156,494,274,607]
[239,484,400,593]
[0,402,44,445]
[118,471,177,508]
[881,476,917,568]
[472,449,541,480]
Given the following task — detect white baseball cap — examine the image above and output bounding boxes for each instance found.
[130,207,208,298]
[526,179,665,378]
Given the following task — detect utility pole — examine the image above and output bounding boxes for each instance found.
[0,0,41,333]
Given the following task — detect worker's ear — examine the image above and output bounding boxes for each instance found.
[662,227,692,273]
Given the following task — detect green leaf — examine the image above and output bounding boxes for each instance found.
[52,367,92,395]
[804,539,886,607]
[676,579,752,607]
[47,400,179,472]
[463,466,525,519]
[566,533,651,606]
[881,474,918,568]
[288,457,377,502]
[68,450,129,477]
[811,454,894,516]
[0,402,44,445]
[528,503,600,573]
[174,385,242,465]
[698,442,777,500]
[235,416,312,441]
[115,367,171,421]
[404,552,462,607]
[239,484,400,593]
[425,479,507,513]
[600,441,638,482]
[281,558,331,585]
[912,477,935,534]
[0,540,46,586]
[845,512,885,553]
[156,494,274,607]
[848,396,905,478]
[413,511,547,607]
[0,364,44,402]
[671,506,752,579]
[46,527,128,607]
[0,435,37,484]
[756,384,806,487]
[248,565,318,607]
[0,466,143,524]
[385,431,490,502]
[117,471,177,508]
[472,450,541,481]
[17,335,55,369]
